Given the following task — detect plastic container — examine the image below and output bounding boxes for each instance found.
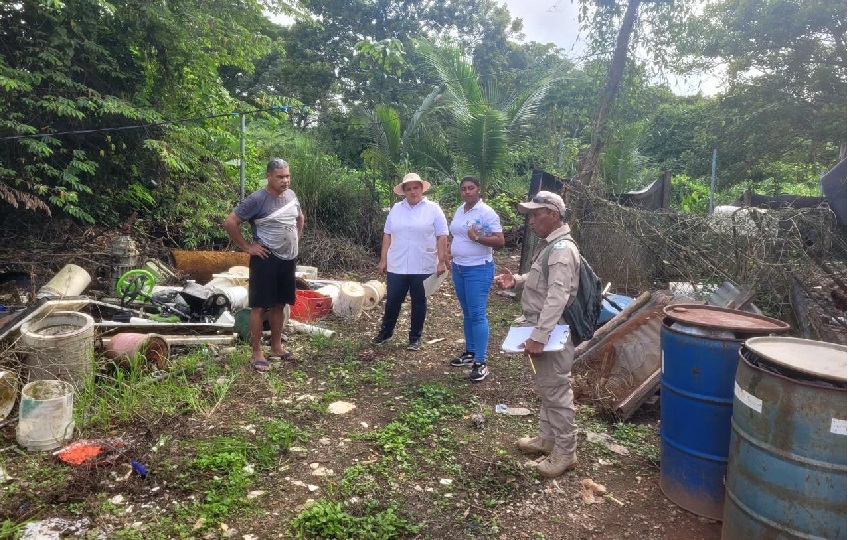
[234,306,290,342]
[0,370,18,420]
[295,265,319,280]
[105,333,170,370]
[332,282,365,319]
[361,282,382,311]
[21,311,95,390]
[212,284,248,312]
[36,264,92,299]
[16,379,75,451]
[291,290,332,322]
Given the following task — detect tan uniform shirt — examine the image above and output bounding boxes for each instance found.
[513,223,580,345]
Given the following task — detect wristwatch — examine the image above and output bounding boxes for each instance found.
[473,235,480,243]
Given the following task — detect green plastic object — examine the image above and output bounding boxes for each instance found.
[115,269,156,296]
[234,308,251,342]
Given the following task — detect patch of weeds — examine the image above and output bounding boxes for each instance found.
[176,423,294,528]
[266,371,287,396]
[1,519,25,539]
[373,421,414,466]
[290,369,309,383]
[358,359,392,386]
[289,500,420,539]
[613,422,660,463]
[75,353,210,431]
[339,464,381,497]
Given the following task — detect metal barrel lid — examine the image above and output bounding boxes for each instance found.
[744,337,847,383]
[663,304,790,334]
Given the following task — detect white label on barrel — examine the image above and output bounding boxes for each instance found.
[661,350,664,374]
[830,419,847,436]
[734,382,762,413]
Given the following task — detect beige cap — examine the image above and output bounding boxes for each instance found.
[393,172,432,196]
[517,190,566,217]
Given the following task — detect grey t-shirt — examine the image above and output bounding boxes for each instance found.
[234,188,300,260]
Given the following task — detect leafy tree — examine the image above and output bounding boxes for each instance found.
[687,0,846,187]
[0,0,273,227]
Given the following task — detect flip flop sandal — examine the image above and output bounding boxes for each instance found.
[268,351,296,361]
[251,359,271,372]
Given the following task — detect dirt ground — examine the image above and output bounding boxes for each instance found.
[0,245,723,539]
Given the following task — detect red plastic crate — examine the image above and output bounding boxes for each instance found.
[290,290,332,322]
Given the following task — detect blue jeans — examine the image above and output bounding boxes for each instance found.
[452,261,495,362]
[380,272,429,340]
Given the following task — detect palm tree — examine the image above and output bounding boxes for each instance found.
[413,40,555,192]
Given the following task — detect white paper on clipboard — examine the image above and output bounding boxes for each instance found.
[501,325,570,353]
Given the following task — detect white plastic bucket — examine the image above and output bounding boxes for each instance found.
[316,284,340,302]
[361,282,381,311]
[16,379,75,451]
[364,280,386,300]
[0,370,18,420]
[21,311,95,389]
[333,282,365,319]
[36,264,91,299]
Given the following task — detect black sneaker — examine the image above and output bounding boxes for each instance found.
[406,338,421,351]
[371,332,392,345]
[450,351,475,367]
[469,363,489,382]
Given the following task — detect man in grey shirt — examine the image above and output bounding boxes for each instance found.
[223,158,305,371]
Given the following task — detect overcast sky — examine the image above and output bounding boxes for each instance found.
[504,0,585,56]
[501,0,723,95]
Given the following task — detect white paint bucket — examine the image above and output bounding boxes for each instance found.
[21,311,95,390]
[333,282,365,319]
[0,370,18,420]
[16,379,75,451]
[36,264,91,299]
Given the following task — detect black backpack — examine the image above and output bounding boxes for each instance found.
[541,235,603,345]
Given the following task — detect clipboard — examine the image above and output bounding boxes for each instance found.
[501,325,570,353]
[422,271,448,297]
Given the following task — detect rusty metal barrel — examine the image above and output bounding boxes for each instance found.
[659,305,790,520]
[722,337,847,539]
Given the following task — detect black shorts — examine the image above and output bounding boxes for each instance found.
[248,254,297,308]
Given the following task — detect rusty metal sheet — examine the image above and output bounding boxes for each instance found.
[663,304,789,334]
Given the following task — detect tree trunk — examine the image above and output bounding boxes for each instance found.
[567,0,642,225]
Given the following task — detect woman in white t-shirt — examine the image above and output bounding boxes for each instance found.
[447,176,505,382]
[371,173,449,351]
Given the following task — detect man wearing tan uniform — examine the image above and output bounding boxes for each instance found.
[495,191,580,478]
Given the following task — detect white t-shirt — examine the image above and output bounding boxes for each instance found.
[384,198,449,274]
[449,200,502,266]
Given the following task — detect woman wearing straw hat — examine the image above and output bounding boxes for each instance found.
[371,173,449,351]
[446,176,505,382]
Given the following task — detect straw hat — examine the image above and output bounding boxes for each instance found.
[393,172,432,196]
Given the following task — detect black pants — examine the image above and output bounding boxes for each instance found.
[379,272,429,340]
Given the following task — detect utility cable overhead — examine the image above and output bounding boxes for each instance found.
[0,105,302,143]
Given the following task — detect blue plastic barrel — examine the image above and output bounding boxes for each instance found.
[659,305,790,520]
[722,337,847,539]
